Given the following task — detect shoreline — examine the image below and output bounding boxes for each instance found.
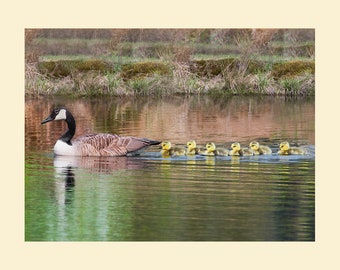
[25,57,315,97]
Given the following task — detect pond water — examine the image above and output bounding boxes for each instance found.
[25,95,315,241]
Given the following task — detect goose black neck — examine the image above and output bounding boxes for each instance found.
[60,110,76,145]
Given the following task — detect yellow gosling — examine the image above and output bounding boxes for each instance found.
[200,142,216,156]
[186,140,203,155]
[229,142,255,156]
[278,141,307,155]
[200,142,229,156]
[160,141,186,157]
[249,141,272,155]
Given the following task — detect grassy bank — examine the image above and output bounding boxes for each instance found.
[25,30,315,97]
[25,56,314,97]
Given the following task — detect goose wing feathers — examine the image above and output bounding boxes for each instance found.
[75,134,159,156]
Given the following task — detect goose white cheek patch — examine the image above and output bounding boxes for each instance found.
[55,109,67,120]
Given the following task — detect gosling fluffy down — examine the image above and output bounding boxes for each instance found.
[160,141,186,157]
[278,141,308,155]
[200,142,229,156]
[229,142,255,156]
[249,141,272,155]
[186,140,203,155]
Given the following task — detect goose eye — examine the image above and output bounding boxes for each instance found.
[52,108,60,117]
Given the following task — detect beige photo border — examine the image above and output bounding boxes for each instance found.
[3,0,338,269]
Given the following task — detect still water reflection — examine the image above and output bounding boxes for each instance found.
[25,95,315,241]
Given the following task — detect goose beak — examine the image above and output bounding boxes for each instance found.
[41,115,53,124]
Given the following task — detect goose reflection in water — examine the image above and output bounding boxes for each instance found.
[53,155,148,174]
[53,155,148,205]
[53,165,75,206]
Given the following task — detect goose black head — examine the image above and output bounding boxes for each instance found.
[41,108,67,124]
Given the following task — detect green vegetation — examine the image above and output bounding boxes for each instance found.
[37,59,113,77]
[25,29,315,97]
[271,60,315,79]
[121,61,171,80]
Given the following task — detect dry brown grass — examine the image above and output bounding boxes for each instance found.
[25,29,314,97]
[25,60,314,97]
[251,29,278,50]
[25,29,41,63]
[109,29,130,52]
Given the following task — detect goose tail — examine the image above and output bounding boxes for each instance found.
[141,138,161,146]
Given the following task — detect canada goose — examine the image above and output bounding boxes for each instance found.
[41,107,160,156]
[278,141,307,155]
[186,140,203,155]
[200,142,229,156]
[160,141,186,157]
[229,142,255,156]
[249,141,272,155]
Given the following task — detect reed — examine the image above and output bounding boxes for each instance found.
[25,58,314,97]
[25,29,315,97]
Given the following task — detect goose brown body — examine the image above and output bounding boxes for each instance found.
[42,108,160,157]
[72,134,159,156]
